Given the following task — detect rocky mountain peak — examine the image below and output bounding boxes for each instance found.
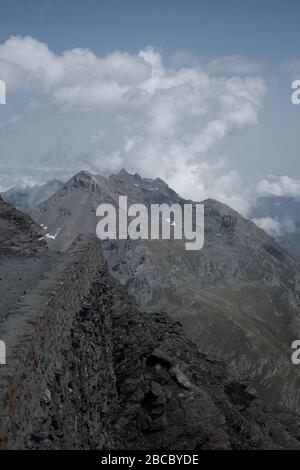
[67,170,95,188]
[118,168,130,177]
[47,178,63,188]
[29,170,300,414]
[0,195,46,255]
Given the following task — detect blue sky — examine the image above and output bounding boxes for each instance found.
[0,0,299,214]
[0,0,299,60]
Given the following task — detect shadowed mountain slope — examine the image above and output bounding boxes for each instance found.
[0,195,46,256]
[1,201,300,449]
[30,170,300,413]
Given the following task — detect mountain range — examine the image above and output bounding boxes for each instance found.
[29,169,300,413]
[1,193,300,449]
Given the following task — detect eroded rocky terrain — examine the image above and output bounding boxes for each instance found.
[30,170,300,413]
[1,196,300,449]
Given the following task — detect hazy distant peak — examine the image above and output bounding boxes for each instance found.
[65,170,99,190]
[110,168,141,182]
[1,179,63,211]
[118,168,130,177]
[47,178,63,186]
[71,170,95,180]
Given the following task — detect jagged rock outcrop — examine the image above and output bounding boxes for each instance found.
[30,170,300,413]
[0,195,46,256]
[1,195,300,450]
[1,227,300,449]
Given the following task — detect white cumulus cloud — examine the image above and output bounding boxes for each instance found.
[252,216,296,238]
[0,36,268,213]
[208,55,268,75]
[257,176,300,197]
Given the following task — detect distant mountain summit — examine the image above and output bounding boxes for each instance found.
[30,169,300,413]
[30,169,182,250]
[1,179,63,211]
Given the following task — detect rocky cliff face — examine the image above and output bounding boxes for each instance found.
[0,195,46,256]
[0,235,117,449]
[1,220,300,449]
[30,170,300,413]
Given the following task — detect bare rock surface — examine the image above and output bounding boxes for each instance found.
[0,195,46,256]
[0,196,60,331]
[30,170,300,413]
[1,185,300,449]
[0,218,299,448]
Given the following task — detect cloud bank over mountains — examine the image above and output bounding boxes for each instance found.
[257,176,300,198]
[251,216,296,238]
[0,36,299,216]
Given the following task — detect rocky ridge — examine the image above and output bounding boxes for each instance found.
[0,198,300,449]
[0,226,300,449]
[0,195,46,256]
[30,170,300,413]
